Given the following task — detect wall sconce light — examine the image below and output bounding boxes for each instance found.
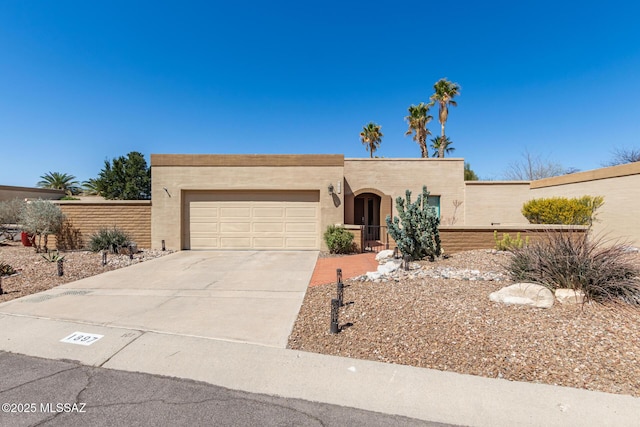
[328,184,334,195]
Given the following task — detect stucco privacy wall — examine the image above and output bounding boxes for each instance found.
[529,162,640,244]
[151,154,345,250]
[463,181,530,226]
[51,201,152,249]
[0,185,64,201]
[343,159,465,224]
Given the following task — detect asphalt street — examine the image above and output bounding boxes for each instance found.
[0,352,457,427]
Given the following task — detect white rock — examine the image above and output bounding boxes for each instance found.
[489,283,554,309]
[375,250,395,261]
[377,260,401,275]
[555,288,586,304]
[366,271,383,281]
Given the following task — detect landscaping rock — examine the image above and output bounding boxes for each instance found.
[489,283,555,308]
[555,288,586,304]
[375,250,395,262]
[377,260,401,275]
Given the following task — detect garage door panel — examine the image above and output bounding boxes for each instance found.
[285,222,315,233]
[253,207,285,218]
[220,237,252,248]
[253,238,285,249]
[253,222,284,232]
[286,207,316,218]
[220,207,251,218]
[187,191,319,250]
[191,223,218,233]
[220,222,251,233]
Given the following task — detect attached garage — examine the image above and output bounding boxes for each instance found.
[184,190,320,250]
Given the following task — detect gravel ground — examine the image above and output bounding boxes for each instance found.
[289,249,640,398]
[0,242,173,303]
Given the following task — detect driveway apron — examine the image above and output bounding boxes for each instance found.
[0,251,319,349]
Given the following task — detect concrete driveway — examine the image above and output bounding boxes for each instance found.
[0,251,318,349]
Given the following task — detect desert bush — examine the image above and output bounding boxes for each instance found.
[386,186,441,261]
[507,230,640,305]
[19,200,65,253]
[323,225,356,254]
[0,261,16,276]
[522,196,604,226]
[494,231,528,251]
[89,227,131,253]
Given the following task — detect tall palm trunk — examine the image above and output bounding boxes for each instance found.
[439,124,446,158]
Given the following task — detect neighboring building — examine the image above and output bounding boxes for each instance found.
[0,185,65,201]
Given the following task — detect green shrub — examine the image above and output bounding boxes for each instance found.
[385,186,441,261]
[494,231,528,251]
[324,225,356,254]
[507,231,640,305]
[0,261,16,276]
[89,227,131,253]
[521,196,604,226]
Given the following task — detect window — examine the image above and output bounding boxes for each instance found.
[427,195,440,218]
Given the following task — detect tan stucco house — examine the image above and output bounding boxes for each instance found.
[151,154,468,251]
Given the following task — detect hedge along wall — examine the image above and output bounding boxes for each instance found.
[50,200,152,250]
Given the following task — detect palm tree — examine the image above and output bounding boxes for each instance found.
[430,78,460,157]
[405,103,433,158]
[360,122,383,158]
[37,172,80,195]
[81,178,101,196]
[430,136,455,158]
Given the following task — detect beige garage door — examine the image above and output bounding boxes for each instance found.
[185,191,320,250]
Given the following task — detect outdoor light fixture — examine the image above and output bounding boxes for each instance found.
[337,181,341,194]
[328,184,334,195]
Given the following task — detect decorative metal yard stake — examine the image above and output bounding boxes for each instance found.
[403,255,410,271]
[162,240,166,251]
[102,250,107,266]
[336,268,344,307]
[57,259,64,277]
[330,298,340,334]
[0,276,3,295]
[128,245,134,260]
[393,247,399,259]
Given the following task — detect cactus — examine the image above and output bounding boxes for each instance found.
[385,186,441,261]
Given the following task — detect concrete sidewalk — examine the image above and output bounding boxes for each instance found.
[1,251,639,426]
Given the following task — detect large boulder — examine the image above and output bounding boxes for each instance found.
[489,283,555,309]
[555,288,586,304]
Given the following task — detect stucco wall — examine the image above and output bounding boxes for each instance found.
[52,201,152,249]
[464,181,530,226]
[343,158,465,224]
[0,185,64,201]
[151,154,345,251]
[529,162,640,244]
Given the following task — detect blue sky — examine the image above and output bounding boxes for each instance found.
[1,1,639,186]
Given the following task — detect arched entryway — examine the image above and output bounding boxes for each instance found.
[354,192,381,240]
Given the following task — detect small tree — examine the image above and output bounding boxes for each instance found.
[20,200,65,253]
[385,186,441,261]
[95,151,151,200]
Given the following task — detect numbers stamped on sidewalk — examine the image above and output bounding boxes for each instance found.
[60,332,104,346]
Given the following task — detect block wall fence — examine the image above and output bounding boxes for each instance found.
[51,201,151,249]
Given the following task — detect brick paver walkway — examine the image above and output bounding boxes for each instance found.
[308,252,379,287]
